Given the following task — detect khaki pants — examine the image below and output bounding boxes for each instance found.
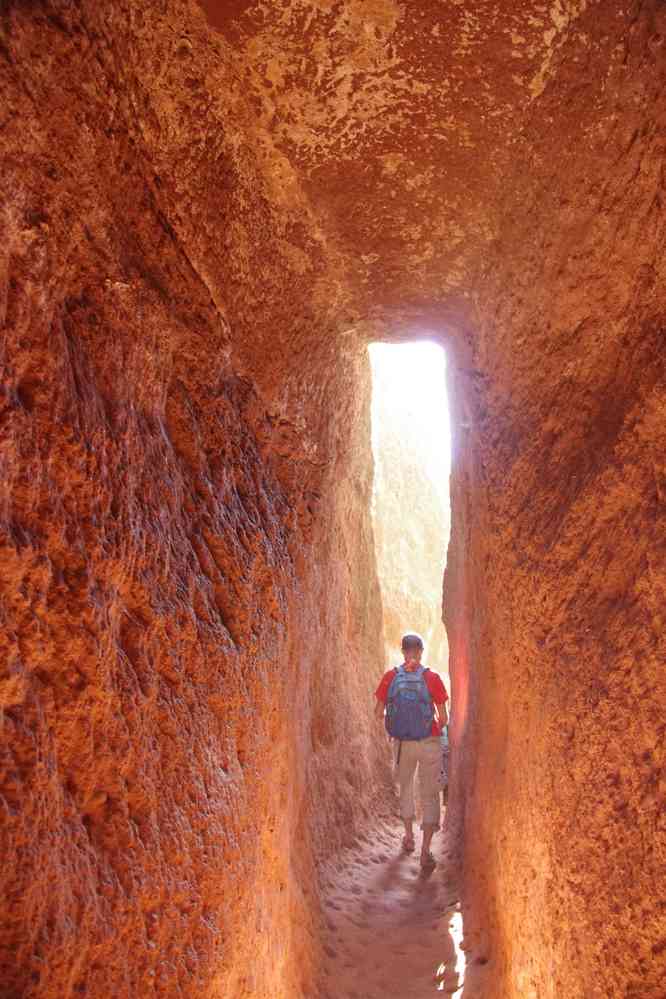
[394,736,441,830]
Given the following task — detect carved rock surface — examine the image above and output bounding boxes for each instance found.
[444,9,666,997]
[0,4,389,997]
[1,2,665,998]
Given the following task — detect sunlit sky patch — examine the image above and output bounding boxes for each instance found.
[369,340,451,503]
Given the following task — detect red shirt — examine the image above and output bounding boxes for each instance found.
[375,665,448,737]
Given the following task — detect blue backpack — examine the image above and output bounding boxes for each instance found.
[384,665,434,741]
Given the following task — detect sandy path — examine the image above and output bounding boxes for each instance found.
[318,821,466,998]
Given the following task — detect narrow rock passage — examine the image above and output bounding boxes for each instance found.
[319,820,465,998]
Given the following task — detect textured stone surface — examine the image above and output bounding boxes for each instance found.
[0,4,388,996]
[444,7,666,997]
[199,0,589,328]
[1,1,665,998]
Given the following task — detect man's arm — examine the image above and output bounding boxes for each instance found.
[436,701,448,728]
[374,697,385,722]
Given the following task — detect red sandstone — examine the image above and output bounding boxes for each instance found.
[1,2,664,997]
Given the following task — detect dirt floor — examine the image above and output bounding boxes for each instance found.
[318,818,479,999]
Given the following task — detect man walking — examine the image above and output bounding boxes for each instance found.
[375,632,448,869]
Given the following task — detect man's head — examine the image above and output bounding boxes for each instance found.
[401,632,424,663]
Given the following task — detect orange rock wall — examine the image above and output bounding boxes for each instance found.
[445,7,666,996]
[2,1,665,998]
[0,4,387,996]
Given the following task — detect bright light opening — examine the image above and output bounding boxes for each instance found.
[368,340,451,677]
[435,911,466,992]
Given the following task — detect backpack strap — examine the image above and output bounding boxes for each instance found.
[387,666,400,690]
[390,668,402,764]
[414,665,432,699]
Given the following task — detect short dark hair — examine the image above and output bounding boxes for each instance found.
[401,632,424,651]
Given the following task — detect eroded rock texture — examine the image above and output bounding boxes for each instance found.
[0,4,388,996]
[1,1,665,998]
[444,7,666,997]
